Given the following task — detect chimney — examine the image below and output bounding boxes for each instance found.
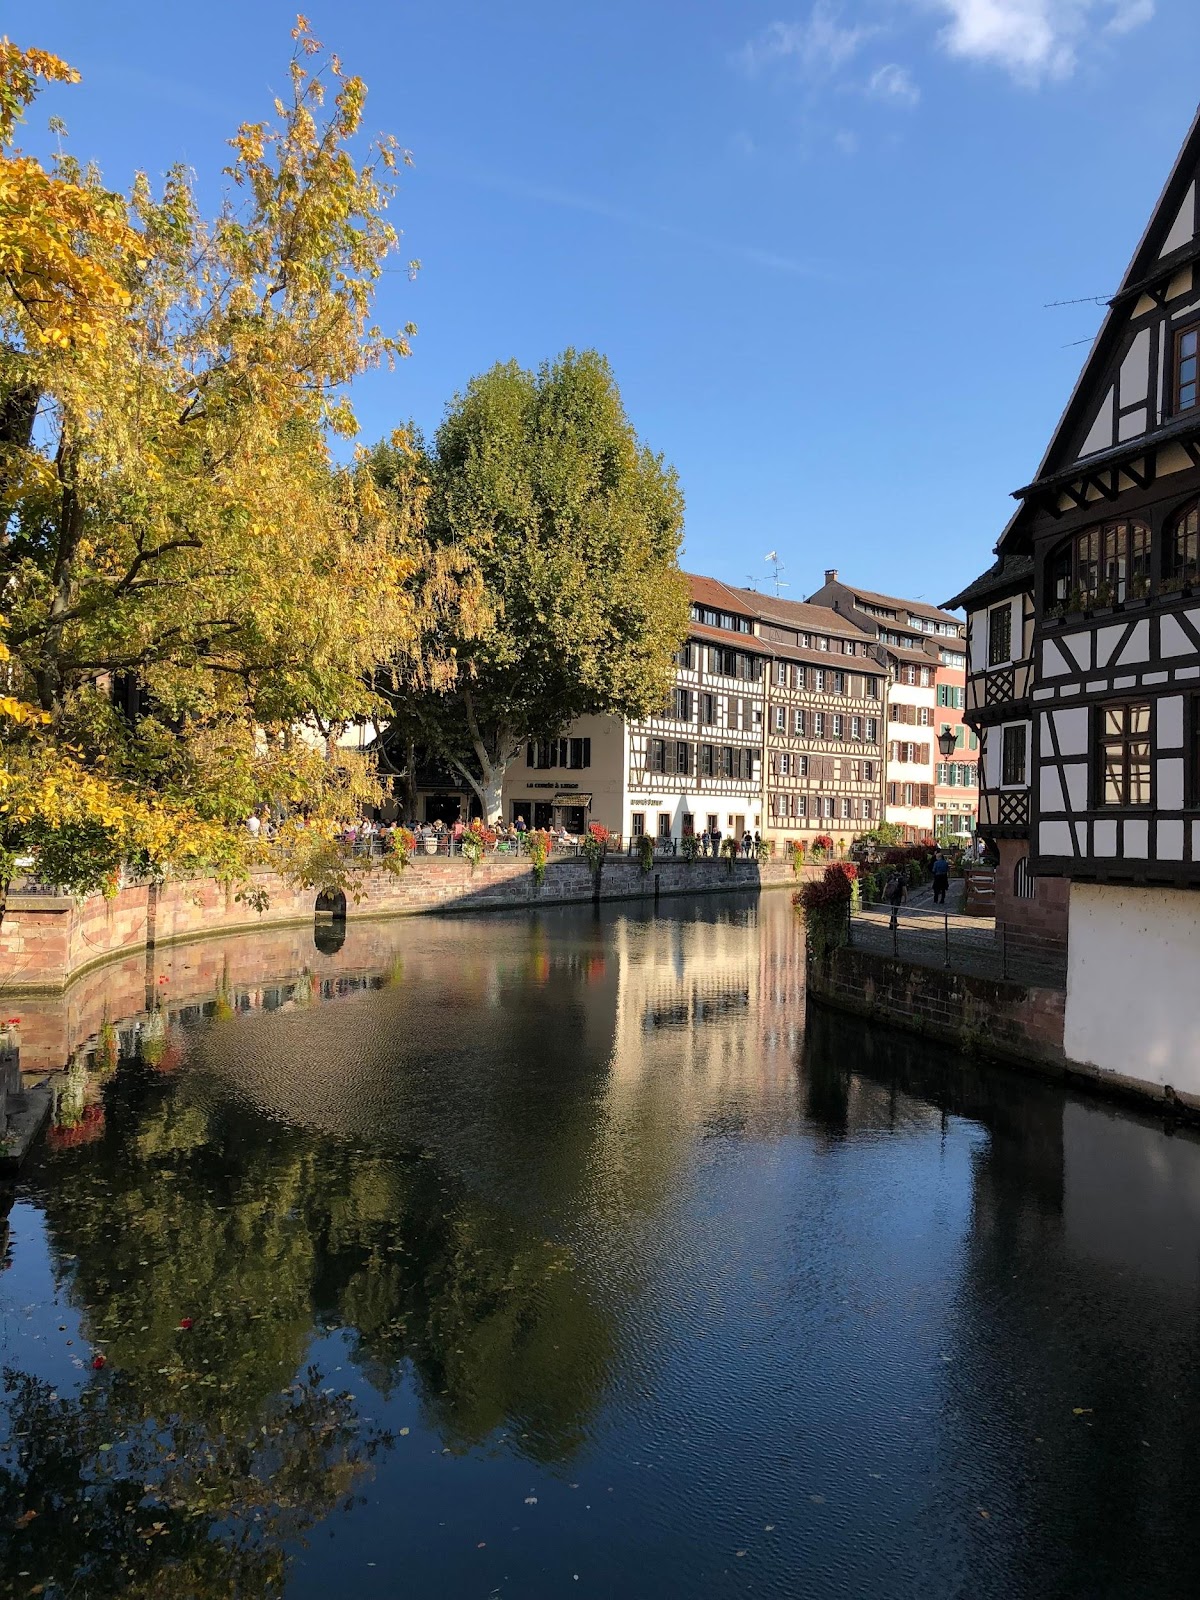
[824,569,838,585]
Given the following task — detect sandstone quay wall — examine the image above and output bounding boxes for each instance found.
[1,854,804,993]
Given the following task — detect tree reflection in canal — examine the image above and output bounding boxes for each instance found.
[6,892,1200,1599]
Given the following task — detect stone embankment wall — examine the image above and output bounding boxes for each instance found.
[808,941,1199,1116]
[2,854,805,993]
[807,944,1066,1071]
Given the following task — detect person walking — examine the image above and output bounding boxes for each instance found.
[931,849,950,906]
[884,868,906,930]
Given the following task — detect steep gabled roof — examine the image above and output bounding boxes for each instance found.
[722,585,862,639]
[944,552,1035,612]
[1000,104,1200,546]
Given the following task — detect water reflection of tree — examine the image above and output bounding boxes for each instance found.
[0,1364,387,1599]
[13,1053,611,1568]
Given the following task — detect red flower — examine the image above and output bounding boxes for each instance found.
[5,1018,19,1027]
[157,976,169,984]
[178,1317,194,1330]
[91,1354,107,1370]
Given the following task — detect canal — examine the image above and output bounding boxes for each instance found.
[2,891,1199,1598]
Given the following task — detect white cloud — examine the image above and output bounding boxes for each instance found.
[738,3,880,80]
[920,0,1155,85]
[867,62,921,105]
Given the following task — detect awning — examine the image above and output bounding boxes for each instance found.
[553,793,592,805]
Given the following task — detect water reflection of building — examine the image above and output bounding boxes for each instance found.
[801,1002,1200,1595]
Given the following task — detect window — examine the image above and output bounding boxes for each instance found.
[799,755,809,777]
[795,795,808,818]
[817,636,829,652]
[1167,501,1200,590]
[841,797,853,820]
[920,667,933,688]
[1014,857,1035,900]
[794,709,806,736]
[701,692,716,725]
[866,718,878,743]
[845,640,857,656]
[987,603,1012,667]
[700,743,715,777]
[917,707,933,727]
[671,687,692,722]
[832,714,844,739]
[1001,724,1027,787]
[796,666,808,691]
[649,738,666,774]
[721,746,735,779]
[658,813,672,838]
[673,642,693,670]
[567,737,591,769]
[1098,701,1151,807]
[815,669,826,693]
[1175,324,1199,413]
[707,813,718,833]
[937,763,950,785]
[1050,518,1151,609]
[863,760,874,782]
[676,741,692,777]
[776,661,788,686]
[631,812,646,837]
[814,712,825,738]
[865,676,879,699]
[833,671,846,695]
[780,753,791,776]
[937,684,965,710]
[851,716,861,740]
[863,798,874,820]
[775,705,787,732]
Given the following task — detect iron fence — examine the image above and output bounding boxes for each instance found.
[847,899,1068,991]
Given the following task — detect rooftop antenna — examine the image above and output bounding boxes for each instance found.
[763,551,789,596]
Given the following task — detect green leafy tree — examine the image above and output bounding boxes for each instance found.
[0,24,453,907]
[378,350,689,821]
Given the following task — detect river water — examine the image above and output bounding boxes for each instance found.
[2,890,1200,1598]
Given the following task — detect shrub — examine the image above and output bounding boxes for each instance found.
[637,834,655,874]
[797,864,853,955]
[581,827,608,877]
[681,833,701,863]
[528,830,551,886]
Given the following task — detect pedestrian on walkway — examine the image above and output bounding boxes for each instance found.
[931,849,950,906]
[884,869,906,930]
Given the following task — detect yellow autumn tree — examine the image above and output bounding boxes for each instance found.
[0,24,470,913]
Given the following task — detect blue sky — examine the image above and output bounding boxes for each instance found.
[24,1,1200,604]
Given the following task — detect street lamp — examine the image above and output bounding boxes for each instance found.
[937,724,957,759]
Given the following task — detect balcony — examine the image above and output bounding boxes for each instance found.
[979,788,1030,832]
[965,658,1033,721]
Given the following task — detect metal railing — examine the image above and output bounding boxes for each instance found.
[848,898,1067,990]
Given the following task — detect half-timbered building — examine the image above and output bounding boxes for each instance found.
[724,590,887,846]
[806,571,968,839]
[948,108,1200,1094]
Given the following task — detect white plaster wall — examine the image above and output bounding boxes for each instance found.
[1065,884,1200,1095]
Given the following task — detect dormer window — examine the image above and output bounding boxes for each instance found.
[1174,325,1199,413]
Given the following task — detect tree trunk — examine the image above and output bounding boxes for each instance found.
[482,767,504,826]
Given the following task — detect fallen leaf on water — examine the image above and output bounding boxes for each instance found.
[1072,1408,1093,1416]
[399,1427,410,1437]
[13,1511,37,1529]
